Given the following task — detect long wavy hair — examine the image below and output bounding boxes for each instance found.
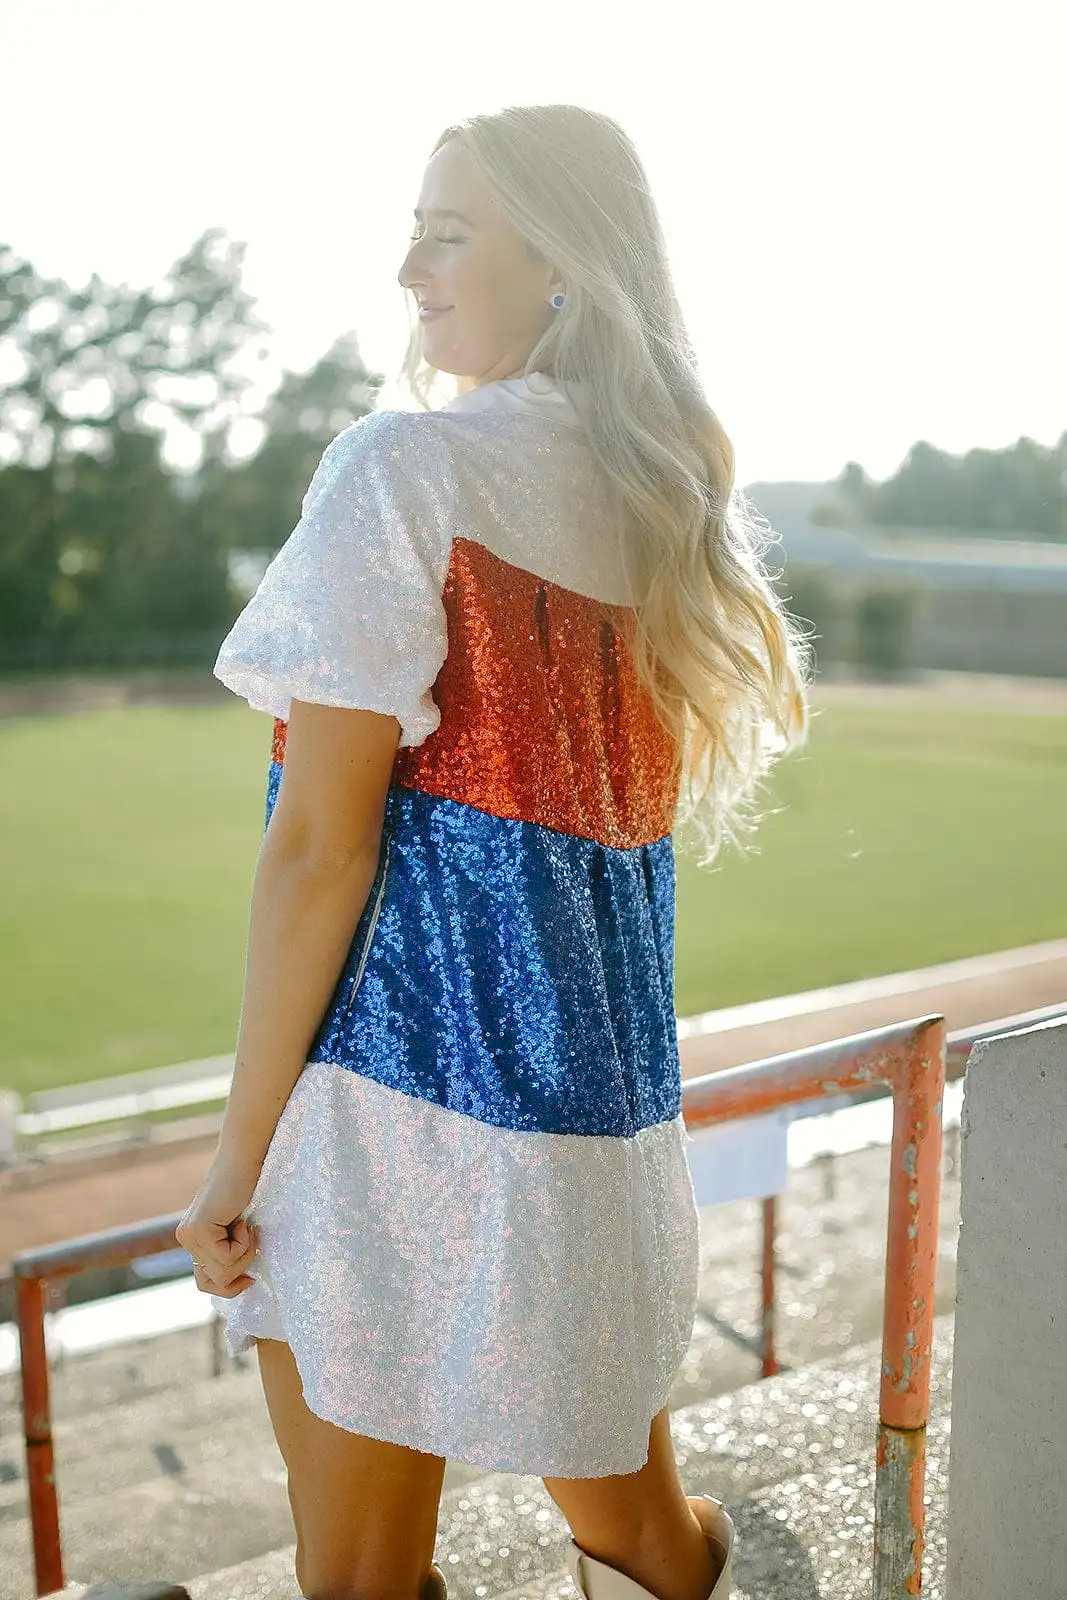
[398,103,814,868]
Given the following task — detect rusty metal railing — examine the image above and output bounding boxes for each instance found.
[12,1005,1064,1598]
[750,1001,1067,1385]
[685,1013,946,1595]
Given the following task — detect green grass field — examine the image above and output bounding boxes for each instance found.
[1,695,1065,1096]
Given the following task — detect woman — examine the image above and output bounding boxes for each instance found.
[177,103,811,1600]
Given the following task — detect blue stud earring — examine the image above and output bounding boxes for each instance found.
[550,292,566,309]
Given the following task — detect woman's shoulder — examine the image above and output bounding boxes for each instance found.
[297,408,463,532]
[317,402,586,511]
[330,400,575,449]
[319,405,459,468]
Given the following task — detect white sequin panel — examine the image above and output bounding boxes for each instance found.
[438,406,639,607]
[213,410,455,746]
[212,1060,701,1478]
[213,387,642,741]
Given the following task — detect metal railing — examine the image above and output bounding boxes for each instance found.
[7,1053,235,1165]
[11,1005,1065,1599]
[751,1001,1067,1384]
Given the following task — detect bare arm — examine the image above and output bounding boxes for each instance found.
[216,697,402,1169]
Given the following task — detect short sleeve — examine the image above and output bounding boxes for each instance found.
[213,410,455,747]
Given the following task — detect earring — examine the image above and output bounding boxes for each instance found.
[550,292,566,309]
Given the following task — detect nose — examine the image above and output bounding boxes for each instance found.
[397,239,429,293]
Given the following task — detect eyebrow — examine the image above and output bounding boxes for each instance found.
[413,206,477,227]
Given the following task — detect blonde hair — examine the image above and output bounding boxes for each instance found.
[399,103,814,868]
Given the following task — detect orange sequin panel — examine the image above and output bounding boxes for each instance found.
[269,541,679,850]
[393,538,678,850]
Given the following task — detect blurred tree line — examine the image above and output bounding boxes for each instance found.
[814,434,1067,539]
[0,231,382,671]
[2,229,1063,676]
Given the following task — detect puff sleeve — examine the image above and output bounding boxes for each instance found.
[213,410,455,747]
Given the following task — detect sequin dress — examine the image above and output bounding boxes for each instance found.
[209,371,701,1477]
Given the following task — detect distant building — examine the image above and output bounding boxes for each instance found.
[745,482,1067,678]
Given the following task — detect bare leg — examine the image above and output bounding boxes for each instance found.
[255,1338,447,1600]
[542,1407,719,1600]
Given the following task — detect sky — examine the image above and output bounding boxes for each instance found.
[1,0,1063,485]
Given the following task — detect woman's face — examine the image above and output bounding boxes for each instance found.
[397,139,563,387]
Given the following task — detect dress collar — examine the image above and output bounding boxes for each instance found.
[438,371,584,429]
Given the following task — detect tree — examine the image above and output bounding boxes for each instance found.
[194,330,383,570]
[0,235,382,668]
[811,430,1066,539]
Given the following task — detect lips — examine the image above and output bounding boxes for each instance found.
[418,305,452,321]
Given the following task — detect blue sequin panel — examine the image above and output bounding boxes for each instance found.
[265,765,681,1138]
[265,759,283,827]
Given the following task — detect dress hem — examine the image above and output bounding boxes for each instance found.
[230,1319,678,1478]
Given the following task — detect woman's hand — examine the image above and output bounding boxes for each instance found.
[176,1153,263,1298]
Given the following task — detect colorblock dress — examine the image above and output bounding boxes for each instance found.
[210,371,701,1477]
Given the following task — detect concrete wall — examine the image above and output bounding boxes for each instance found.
[945,1017,1067,1597]
[910,588,1067,677]
[782,559,1067,679]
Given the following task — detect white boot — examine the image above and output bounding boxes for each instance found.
[566,1495,735,1600]
[424,1564,448,1600]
